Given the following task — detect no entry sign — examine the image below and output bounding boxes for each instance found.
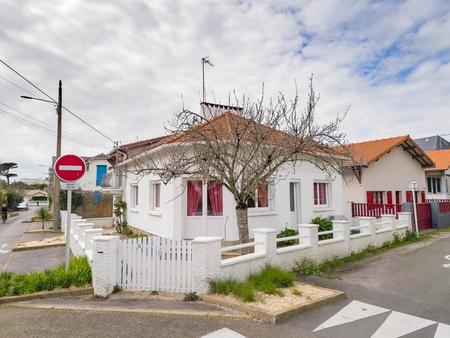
[54,154,86,182]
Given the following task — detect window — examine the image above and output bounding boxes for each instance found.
[150,182,161,210]
[248,183,270,209]
[289,183,296,212]
[427,177,441,193]
[314,182,329,206]
[130,185,139,208]
[187,181,203,216]
[395,191,402,204]
[207,181,223,216]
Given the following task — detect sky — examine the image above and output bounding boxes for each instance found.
[1,0,450,180]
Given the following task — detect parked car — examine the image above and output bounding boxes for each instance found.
[16,202,28,211]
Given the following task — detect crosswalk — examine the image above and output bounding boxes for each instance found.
[314,300,450,338]
[201,328,246,338]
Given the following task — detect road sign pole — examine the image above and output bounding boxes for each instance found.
[65,189,72,272]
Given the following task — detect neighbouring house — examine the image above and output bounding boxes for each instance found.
[415,135,450,151]
[75,154,109,191]
[107,109,345,241]
[23,190,49,206]
[424,149,450,199]
[341,135,434,207]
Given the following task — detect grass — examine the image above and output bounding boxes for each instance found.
[295,229,424,276]
[210,265,294,302]
[0,256,91,297]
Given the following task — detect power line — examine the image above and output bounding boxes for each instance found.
[0,101,91,144]
[0,107,92,146]
[0,74,37,97]
[0,58,116,145]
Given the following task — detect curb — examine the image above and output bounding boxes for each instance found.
[8,302,247,320]
[202,289,345,325]
[13,243,66,252]
[0,287,93,305]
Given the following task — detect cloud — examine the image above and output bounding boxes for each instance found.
[0,0,449,179]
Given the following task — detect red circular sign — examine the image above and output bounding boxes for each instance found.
[54,154,86,182]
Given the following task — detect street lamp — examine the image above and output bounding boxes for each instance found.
[408,180,419,237]
[21,81,63,229]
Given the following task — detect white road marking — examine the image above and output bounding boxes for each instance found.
[371,311,436,338]
[434,323,450,338]
[201,328,246,338]
[443,263,450,269]
[0,249,10,254]
[313,300,390,332]
[445,255,450,261]
[58,165,82,171]
[1,244,7,248]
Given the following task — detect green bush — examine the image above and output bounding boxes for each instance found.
[6,189,23,211]
[0,256,91,297]
[277,227,299,247]
[60,189,83,210]
[312,216,333,240]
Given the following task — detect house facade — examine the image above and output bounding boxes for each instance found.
[424,149,450,199]
[107,111,345,241]
[76,154,109,191]
[342,135,434,206]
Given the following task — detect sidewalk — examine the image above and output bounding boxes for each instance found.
[7,291,246,319]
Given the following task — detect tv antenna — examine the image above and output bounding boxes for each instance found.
[201,57,214,102]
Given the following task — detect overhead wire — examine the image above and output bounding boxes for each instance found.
[0,58,116,145]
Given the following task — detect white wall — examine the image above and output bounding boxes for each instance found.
[77,159,109,191]
[343,146,427,204]
[122,157,344,241]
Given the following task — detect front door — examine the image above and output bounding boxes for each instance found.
[289,182,300,228]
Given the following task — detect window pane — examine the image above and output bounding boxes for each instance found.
[314,183,318,205]
[154,183,160,208]
[289,183,295,212]
[319,183,327,205]
[437,178,441,193]
[258,184,269,208]
[187,181,202,216]
[427,178,432,193]
[207,181,223,216]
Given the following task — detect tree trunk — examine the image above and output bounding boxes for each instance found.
[235,206,249,244]
[42,221,44,230]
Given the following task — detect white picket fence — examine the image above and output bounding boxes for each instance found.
[117,236,193,293]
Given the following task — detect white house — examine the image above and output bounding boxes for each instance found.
[341,135,434,207]
[76,154,109,191]
[424,149,450,199]
[108,110,345,241]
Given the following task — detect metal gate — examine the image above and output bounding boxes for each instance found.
[415,203,432,230]
[117,236,193,292]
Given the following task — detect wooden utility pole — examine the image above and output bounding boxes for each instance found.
[53,80,62,228]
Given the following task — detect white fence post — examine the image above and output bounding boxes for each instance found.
[333,219,351,254]
[397,212,413,230]
[85,229,103,263]
[254,228,277,262]
[381,214,396,230]
[191,237,222,294]
[93,235,119,297]
[297,224,319,250]
[78,223,94,249]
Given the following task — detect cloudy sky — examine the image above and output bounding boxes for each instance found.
[1,0,450,179]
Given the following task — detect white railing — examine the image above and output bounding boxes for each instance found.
[221,241,262,253]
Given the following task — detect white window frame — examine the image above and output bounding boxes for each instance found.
[130,184,139,209]
[313,181,331,207]
[149,181,161,212]
[249,182,272,210]
[185,179,224,218]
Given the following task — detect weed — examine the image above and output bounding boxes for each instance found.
[112,285,122,294]
[291,288,303,296]
[184,292,200,301]
[294,257,321,275]
[150,290,159,295]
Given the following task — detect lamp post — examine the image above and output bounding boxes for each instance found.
[21,80,62,229]
[409,180,419,237]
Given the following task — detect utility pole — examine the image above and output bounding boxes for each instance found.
[53,80,62,229]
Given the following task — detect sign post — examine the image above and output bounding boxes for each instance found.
[54,155,86,271]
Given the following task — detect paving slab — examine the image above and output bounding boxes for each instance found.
[7,246,65,273]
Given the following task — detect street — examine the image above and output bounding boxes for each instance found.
[0,232,449,337]
[0,208,34,270]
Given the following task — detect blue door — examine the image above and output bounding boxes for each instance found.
[96,165,107,186]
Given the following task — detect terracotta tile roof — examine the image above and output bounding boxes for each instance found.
[342,135,434,168]
[425,149,450,171]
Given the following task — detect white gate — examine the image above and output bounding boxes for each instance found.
[117,236,193,292]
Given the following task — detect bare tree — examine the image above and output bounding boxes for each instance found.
[132,76,348,243]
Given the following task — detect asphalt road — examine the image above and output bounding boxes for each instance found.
[0,208,34,270]
[0,232,449,337]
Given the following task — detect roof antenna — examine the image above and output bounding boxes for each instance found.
[201,57,214,102]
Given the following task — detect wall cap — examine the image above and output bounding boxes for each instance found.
[296,224,319,228]
[358,216,377,220]
[94,235,120,242]
[192,236,222,244]
[253,228,278,234]
[397,212,412,215]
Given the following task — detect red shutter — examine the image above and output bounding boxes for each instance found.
[366,191,374,204]
[395,191,401,204]
[387,191,393,204]
[421,191,426,203]
[406,191,412,203]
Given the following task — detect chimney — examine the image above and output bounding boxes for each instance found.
[200,101,243,120]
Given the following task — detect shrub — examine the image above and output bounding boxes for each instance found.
[184,292,200,301]
[277,227,299,247]
[35,207,53,230]
[249,265,294,288]
[6,189,23,211]
[294,257,321,275]
[312,216,333,240]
